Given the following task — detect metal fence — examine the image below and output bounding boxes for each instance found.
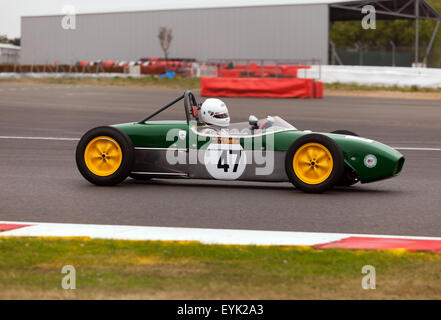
[0,58,322,80]
[330,43,417,67]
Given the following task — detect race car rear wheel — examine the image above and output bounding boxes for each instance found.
[76,126,134,186]
[285,134,344,193]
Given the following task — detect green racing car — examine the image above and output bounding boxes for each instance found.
[76,90,404,193]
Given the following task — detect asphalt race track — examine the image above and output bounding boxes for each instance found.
[1,82,440,237]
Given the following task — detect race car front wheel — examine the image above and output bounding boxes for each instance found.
[331,129,359,136]
[76,126,134,186]
[285,134,344,193]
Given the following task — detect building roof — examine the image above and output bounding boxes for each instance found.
[330,0,441,20]
[22,0,439,20]
[18,0,388,17]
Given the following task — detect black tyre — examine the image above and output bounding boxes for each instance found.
[331,130,359,136]
[76,126,134,186]
[285,134,344,193]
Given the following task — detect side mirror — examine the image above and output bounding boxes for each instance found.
[249,115,258,126]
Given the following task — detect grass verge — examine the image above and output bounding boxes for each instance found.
[0,237,440,299]
[0,76,201,90]
[2,77,441,93]
[1,77,441,99]
[324,82,441,93]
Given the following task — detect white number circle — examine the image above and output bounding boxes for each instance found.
[204,143,247,180]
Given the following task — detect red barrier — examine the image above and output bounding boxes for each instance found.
[140,65,166,75]
[219,65,310,78]
[201,77,315,98]
[313,81,324,98]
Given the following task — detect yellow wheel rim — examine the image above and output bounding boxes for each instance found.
[84,136,122,176]
[293,142,333,185]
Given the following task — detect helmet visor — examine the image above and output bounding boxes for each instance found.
[213,113,229,119]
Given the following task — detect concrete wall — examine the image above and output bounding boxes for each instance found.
[297,65,441,88]
[21,4,329,64]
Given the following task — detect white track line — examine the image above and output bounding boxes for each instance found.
[1,221,441,245]
[0,136,440,151]
[393,147,441,151]
[0,136,79,141]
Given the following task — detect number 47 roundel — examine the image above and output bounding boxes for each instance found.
[204,143,247,180]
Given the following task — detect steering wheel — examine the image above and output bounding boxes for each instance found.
[184,90,198,121]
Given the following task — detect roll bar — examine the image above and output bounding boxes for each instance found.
[138,90,197,124]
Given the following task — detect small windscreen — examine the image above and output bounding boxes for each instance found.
[195,116,296,136]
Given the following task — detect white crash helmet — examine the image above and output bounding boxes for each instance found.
[200,98,230,127]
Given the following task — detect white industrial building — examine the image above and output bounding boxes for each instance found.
[20,0,441,65]
[0,43,20,64]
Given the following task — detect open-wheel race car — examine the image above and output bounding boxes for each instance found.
[76,90,405,193]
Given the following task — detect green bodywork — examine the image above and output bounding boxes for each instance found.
[114,120,404,184]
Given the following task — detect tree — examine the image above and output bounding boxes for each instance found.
[0,35,21,46]
[10,38,20,46]
[330,19,439,65]
[329,0,441,66]
[158,27,173,71]
[330,20,432,48]
[0,35,8,44]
